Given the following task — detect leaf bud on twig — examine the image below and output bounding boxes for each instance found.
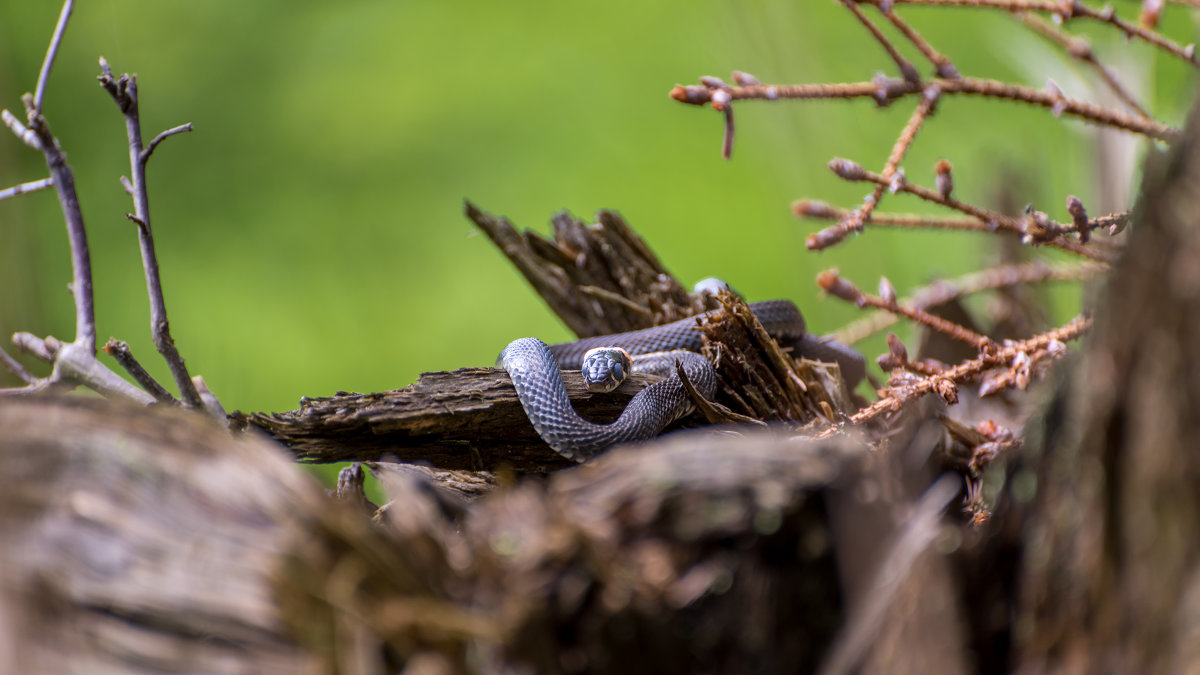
[935,159,954,200]
[817,269,865,306]
[792,199,840,219]
[1066,195,1089,243]
[731,70,760,86]
[828,158,867,181]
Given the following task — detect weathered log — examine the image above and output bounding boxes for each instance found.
[231,367,685,470]
[0,396,324,674]
[1,394,889,674]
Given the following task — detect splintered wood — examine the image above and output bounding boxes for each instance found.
[241,205,854,464]
[465,200,703,336]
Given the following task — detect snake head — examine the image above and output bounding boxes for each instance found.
[581,347,633,393]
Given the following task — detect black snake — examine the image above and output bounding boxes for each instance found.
[500,300,864,462]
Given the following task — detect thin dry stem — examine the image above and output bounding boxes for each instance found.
[812,165,1116,262]
[836,261,1102,343]
[1016,12,1151,117]
[878,3,961,78]
[842,1,922,82]
[33,0,74,111]
[842,88,941,242]
[142,123,194,163]
[2,109,42,149]
[0,177,53,201]
[100,59,205,409]
[818,270,995,350]
[672,77,1179,142]
[103,339,178,404]
[20,96,97,353]
[843,315,1091,428]
[0,348,36,385]
[884,0,1199,67]
[796,200,1126,259]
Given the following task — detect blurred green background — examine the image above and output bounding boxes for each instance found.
[1,1,1195,481]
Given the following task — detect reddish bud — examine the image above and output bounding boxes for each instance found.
[886,331,908,362]
[731,70,760,86]
[935,159,954,200]
[816,269,864,305]
[806,225,850,250]
[670,85,712,105]
[1139,0,1163,28]
[828,158,867,181]
[879,278,898,306]
[792,199,840,219]
[877,352,903,371]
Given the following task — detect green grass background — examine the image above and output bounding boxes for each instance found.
[1,1,1195,483]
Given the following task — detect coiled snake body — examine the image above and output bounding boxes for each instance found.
[500,300,864,462]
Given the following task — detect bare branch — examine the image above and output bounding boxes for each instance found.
[12,332,54,362]
[0,348,36,384]
[817,270,996,350]
[99,60,205,409]
[33,0,75,112]
[103,339,178,404]
[878,3,960,78]
[19,94,97,354]
[141,123,193,164]
[809,161,1116,261]
[0,177,53,201]
[841,0,922,82]
[825,86,941,245]
[2,109,42,150]
[1016,11,1151,117]
[835,315,1091,429]
[883,0,1199,67]
[671,76,1179,142]
[832,261,1104,344]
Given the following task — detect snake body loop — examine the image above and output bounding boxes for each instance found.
[501,339,716,462]
[500,300,864,462]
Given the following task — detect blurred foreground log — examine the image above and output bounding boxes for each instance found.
[975,93,1200,672]
[1,395,886,674]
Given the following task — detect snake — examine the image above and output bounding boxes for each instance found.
[500,300,865,463]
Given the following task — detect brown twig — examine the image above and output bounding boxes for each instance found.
[877,3,961,78]
[99,58,205,410]
[795,199,1126,258]
[103,339,178,404]
[842,315,1091,428]
[808,161,1117,261]
[671,76,1179,142]
[842,1,922,82]
[818,270,996,350]
[833,260,1104,344]
[882,0,1199,67]
[1015,11,1151,117]
[829,86,943,246]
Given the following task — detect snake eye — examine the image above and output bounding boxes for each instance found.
[611,362,624,382]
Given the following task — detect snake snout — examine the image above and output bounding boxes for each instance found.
[581,347,632,393]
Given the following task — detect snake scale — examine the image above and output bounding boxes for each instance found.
[500,300,865,462]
